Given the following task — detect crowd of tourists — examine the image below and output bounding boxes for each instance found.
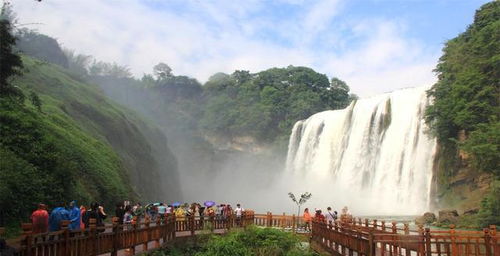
[29,201,245,234]
[302,206,347,231]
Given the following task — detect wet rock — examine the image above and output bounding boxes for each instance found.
[463,208,479,216]
[415,212,437,225]
[438,210,459,224]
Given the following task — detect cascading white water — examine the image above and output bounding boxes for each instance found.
[286,87,436,215]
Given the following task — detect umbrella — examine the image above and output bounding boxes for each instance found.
[204,201,216,207]
[172,202,182,207]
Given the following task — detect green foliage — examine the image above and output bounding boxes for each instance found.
[29,91,42,112]
[198,226,316,256]
[477,180,500,227]
[425,1,500,175]
[147,227,317,256]
[0,16,23,100]
[461,122,499,175]
[201,67,352,144]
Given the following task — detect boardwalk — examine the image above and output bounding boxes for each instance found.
[4,211,499,256]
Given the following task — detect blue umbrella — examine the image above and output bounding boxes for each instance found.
[204,201,216,207]
[172,202,182,207]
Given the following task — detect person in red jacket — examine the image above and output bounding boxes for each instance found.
[31,204,49,234]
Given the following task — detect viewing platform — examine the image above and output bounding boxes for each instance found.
[2,211,498,256]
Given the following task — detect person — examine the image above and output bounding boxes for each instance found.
[158,203,167,218]
[49,205,70,232]
[324,207,336,225]
[83,202,107,229]
[303,208,312,231]
[68,201,81,230]
[80,205,86,230]
[334,211,338,221]
[234,203,244,226]
[133,203,144,221]
[175,206,185,220]
[31,204,49,234]
[123,205,133,225]
[314,209,325,223]
[115,202,125,224]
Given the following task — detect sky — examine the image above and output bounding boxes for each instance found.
[12,0,490,96]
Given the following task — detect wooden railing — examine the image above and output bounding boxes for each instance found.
[253,212,307,232]
[15,211,255,256]
[6,212,500,256]
[311,218,500,256]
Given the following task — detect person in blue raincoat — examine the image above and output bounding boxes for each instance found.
[68,201,81,230]
[49,205,70,232]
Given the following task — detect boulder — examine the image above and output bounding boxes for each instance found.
[438,210,459,224]
[463,208,479,216]
[415,212,437,225]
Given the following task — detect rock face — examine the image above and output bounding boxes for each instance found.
[463,208,479,216]
[438,210,459,224]
[415,212,437,225]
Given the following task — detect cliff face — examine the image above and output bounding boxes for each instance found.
[433,131,493,213]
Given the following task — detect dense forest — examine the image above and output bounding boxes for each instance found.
[425,1,499,226]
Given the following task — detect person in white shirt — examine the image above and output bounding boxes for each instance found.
[324,207,336,224]
[234,204,244,226]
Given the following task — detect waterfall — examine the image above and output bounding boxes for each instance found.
[286,87,436,215]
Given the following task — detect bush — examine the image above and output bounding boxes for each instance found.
[147,226,317,256]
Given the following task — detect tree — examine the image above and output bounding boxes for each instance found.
[153,62,172,80]
[288,192,312,217]
[0,12,23,101]
[29,91,42,112]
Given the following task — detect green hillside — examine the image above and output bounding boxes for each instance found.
[0,55,180,227]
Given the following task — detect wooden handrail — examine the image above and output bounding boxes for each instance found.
[4,211,499,256]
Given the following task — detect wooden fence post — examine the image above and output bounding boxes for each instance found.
[368,231,375,256]
[381,221,386,232]
[484,228,491,256]
[111,217,119,256]
[89,218,97,256]
[365,219,369,227]
[190,214,195,236]
[282,212,286,231]
[172,214,176,240]
[425,228,431,256]
[143,216,150,251]
[21,223,33,256]
[372,219,377,230]
[155,218,161,248]
[61,220,70,256]
[267,212,272,227]
[489,225,497,256]
[210,215,215,232]
[450,224,457,256]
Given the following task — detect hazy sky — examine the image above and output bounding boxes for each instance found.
[13,0,489,96]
